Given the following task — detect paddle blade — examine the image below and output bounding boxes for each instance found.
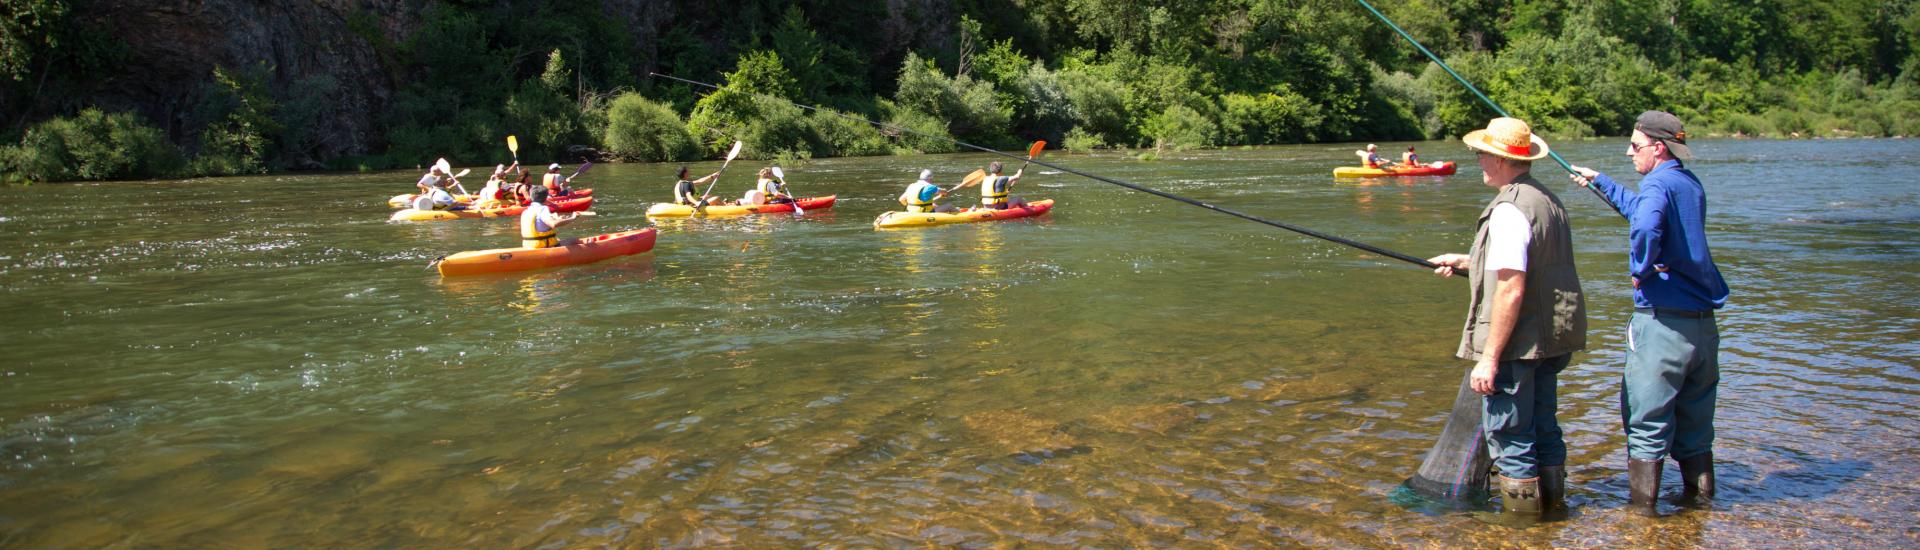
[1027,140,1046,158]
[507,135,518,153]
[959,169,986,189]
[770,166,785,180]
[453,168,471,178]
[569,161,594,179]
[725,141,744,161]
[435,158,452,174]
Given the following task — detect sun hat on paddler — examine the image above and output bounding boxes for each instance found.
[1462,117,1550,161]
[1635,110,1692,160]
[548,163,562,171]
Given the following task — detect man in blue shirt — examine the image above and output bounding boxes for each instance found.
[1571,111,1731,516]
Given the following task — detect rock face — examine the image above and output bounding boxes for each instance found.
[79,1,419,160]
[33,0,962,163]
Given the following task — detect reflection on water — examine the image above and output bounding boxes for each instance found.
[1,140,1918,547]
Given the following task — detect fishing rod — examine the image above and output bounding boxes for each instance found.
[650,72,1444,272]
[1352,0,1627,219]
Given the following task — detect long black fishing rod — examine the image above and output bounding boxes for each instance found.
[649,72,1443,271]
[1352,0,1627,219]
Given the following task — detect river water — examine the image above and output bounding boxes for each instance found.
[2,139,1916,547]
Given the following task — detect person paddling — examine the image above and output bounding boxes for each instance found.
[1356,143,1390,169]
[754,167,794,204]
[476,163,519,208]
[898,169,953,213]
[975,161,1025,210]
[542,163,574,197]
[673,166,725,206]
[1402,146,1420,166]
[1425,117,1587,520]
[520,187,578,249]
[416,165,456,196]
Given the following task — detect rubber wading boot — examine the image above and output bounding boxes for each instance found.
[1628,458,1664,516]
[1538,464,1568,519]
[1672,451,1715,506]
[1499,475,1543,515]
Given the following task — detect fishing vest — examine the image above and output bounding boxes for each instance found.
[1457,174,1587,361]
[905,181,937,212]
[521,203,559,249]
[981,175,1011,205]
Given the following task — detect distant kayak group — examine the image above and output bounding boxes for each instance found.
[404,139,1057,276]
[409,137,1450,276]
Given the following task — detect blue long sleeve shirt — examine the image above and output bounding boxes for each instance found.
[1589,160,1731,311]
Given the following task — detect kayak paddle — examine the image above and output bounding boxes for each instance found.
[1018,140,1046,173]
[770,166,802,214]
[696,141,744,215]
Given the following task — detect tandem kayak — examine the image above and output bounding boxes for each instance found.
[435,228,658,276]
[644,196,837,217]
[390,196,593,222]
[388,188,593,208]
[873,199,1055,229]
[1332,161,1457,178]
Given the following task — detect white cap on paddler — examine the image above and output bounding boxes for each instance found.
[549,163,562,171]
[918,169,932,182]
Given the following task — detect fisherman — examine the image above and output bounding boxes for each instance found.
[542,163,574,197]
[976,161,1025,210]
[898,170,953,213]
[1356,143,1390,169]
[673,166,725,206]
[520,186,577,249]
[1570,110,1730,516]
[1426,117,1586,519]
[755,167,794,204]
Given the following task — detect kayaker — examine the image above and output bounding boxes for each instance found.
[1570,111,1730,516]
[755,167,794,204]
[1355,144,1390,169]
[475,163,519,208]
[542,163,574,197]
[1425,116,1586,520]
[1402,146,1420,166]
[413,184,456,211]
[416,165,455,195]
[976,161,1025,210]
[520,186,578,249]
[673,166,726,206]
[899,169,953,213]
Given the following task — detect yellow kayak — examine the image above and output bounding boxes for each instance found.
[873,200,1055,229]
[644,196,836,217]
[388,193,477,208]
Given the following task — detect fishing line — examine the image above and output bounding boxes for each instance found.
[1352,0,1628,219]
[650,72,1444,271]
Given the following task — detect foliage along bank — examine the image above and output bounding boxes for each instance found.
[4,0,1917,183]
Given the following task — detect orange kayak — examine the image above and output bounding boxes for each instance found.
[1333,162,1456,178]
[435,228,658,276]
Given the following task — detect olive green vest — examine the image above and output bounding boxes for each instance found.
[1457,174,1587,361]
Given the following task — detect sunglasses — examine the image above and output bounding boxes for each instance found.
[1628,140,1660,153]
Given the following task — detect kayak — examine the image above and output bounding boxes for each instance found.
[389,193,476,208]
[436,228,658,276]
[388,188,593,208]
[873,199,1055,229]
[644,196,837,217]
[390,195,593,222]
[1333,161,1456,178]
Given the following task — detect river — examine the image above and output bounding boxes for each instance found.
[2,138,1916,547]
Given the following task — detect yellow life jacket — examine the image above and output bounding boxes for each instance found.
[520,204,558,248]
[904,181,937,212]
[542,173,564,193]
[981,175,1010,205]
[757,178,783,196]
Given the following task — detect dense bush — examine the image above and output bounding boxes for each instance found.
[2,109,181,182]
[893,52,1012,148]
[603,93,697,162]
[1142,104,1216,151]
[188,64,280,177]
[1218,89,1320,145]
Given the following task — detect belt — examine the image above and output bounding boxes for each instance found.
[1635,307,1713,319]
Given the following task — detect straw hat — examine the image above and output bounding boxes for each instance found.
[1462,117,1550,161]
